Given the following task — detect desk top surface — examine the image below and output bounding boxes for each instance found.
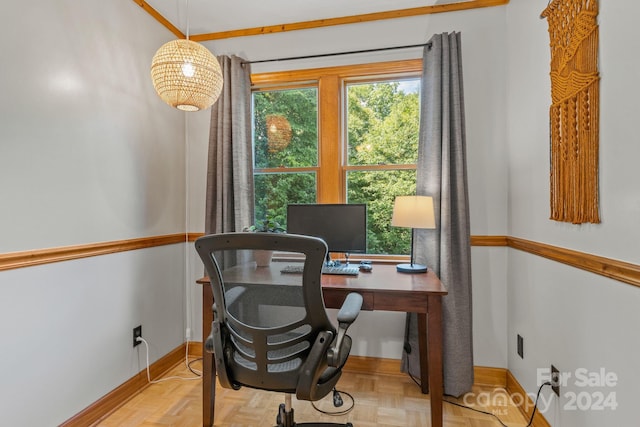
[197,262,447,296]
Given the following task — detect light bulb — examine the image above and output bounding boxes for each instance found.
[181,62,195,77]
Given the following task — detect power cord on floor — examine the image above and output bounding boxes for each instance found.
[403,342,552,427]
[188,355,203,376]
[137,337,202,384]
[444,382,552,427]
[403,342,424,389]
[185,339,203,377]
[310,388,355,416]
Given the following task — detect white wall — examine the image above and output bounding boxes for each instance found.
[506,1,640,425]
[188,6,510,366]
[0,246,185,426]
[0,1,185,252]
[0,1,188,425]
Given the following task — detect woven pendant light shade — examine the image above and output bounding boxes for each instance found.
[150,39,223,112]
[266,115,292,153]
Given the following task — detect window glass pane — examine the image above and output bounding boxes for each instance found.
[347,170,416,255]
[253,88,318,169]
[254,173,317,228]
[346,79,420,166]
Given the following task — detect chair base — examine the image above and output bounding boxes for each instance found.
[276,404,353,427]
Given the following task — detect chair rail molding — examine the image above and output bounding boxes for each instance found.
[507,236,640,288]
[2,233,639,289]
[0,234,186,272]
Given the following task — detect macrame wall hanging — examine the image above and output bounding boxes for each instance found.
[541,0,600,224]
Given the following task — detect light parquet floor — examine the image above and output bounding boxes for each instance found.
[96,359,529,427]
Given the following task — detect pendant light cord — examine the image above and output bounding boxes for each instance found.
[185,0,190,39]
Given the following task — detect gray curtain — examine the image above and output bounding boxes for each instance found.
[402,32,473,397]
[204,55,254,235]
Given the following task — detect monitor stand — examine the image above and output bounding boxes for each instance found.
[325,252,351,267]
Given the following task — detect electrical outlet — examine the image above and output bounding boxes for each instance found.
[551,365,560,396]
[133,325,142,347]
[517,334,524,358]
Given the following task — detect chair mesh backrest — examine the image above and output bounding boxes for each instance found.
[195,232,333,392]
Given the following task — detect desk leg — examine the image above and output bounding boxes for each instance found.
[426,295,444,427]
[202,285,215,427]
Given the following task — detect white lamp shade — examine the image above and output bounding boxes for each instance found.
[150,39,223,112]
[391,196,435,229]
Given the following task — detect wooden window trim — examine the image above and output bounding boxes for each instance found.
[251,60,423,87]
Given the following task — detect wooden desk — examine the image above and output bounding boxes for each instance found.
[197,263,447,427]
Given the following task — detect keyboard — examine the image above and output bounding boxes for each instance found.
[322,266,359,276]
[280,265,305,274]
[280,265,359,276]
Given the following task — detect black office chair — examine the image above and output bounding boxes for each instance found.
[195,232,363,427]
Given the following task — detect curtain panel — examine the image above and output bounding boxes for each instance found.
[402,32,474,397]
[204,56,254,235]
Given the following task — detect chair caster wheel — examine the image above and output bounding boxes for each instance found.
[277,403,295,427]
[276,403,285,426]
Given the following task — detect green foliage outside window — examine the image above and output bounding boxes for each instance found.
[347,82,419,166]
[253,173,316,227]
[254,88,318,169]
[347,170,415,255]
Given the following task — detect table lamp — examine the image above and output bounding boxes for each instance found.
[391,195,435,273]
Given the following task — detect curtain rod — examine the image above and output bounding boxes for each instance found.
[242,42,431,65]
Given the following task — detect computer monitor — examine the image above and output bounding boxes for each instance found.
[286,204,367,254]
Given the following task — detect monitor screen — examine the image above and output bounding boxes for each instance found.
[286,204,367,254]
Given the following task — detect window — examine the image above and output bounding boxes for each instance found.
[253,86,319,224]
[251,60,422,256]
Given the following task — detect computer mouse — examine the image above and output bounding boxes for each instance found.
[359,264,372,272]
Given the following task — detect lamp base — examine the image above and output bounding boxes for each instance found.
[396,263,427,274]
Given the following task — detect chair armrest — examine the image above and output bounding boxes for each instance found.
[204,303,218,354]
[296,330,335,401]
[327,292,363,367]
[337,292,363,325]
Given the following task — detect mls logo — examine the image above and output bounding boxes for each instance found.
[537,367,569,388]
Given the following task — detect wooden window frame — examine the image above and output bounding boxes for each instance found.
[251,60,422,260]
[252,60,422,203]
